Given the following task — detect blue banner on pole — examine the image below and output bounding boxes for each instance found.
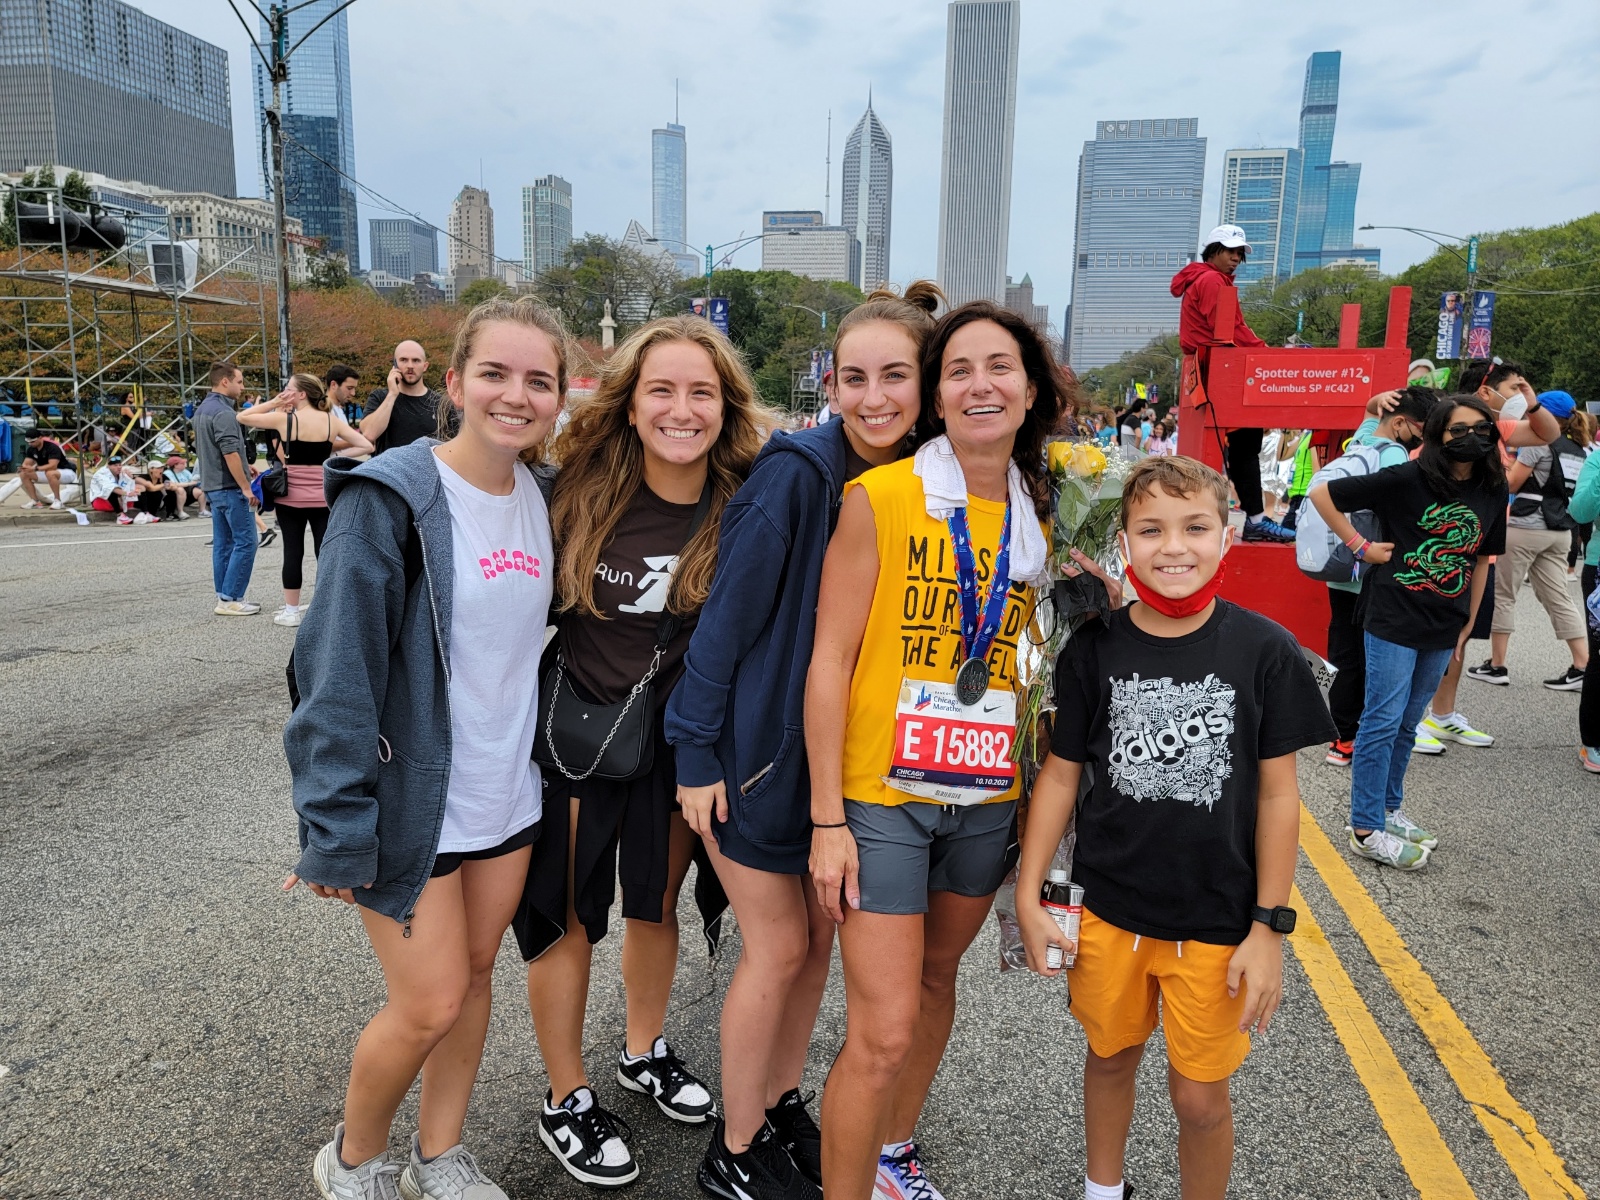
[709,297,730,336]
[1465,291,1495,360]
[1435,291,1464,359]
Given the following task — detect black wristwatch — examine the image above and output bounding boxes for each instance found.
[1252,905,1297,934]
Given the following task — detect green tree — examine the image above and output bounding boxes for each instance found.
[457,276,510,309]
[306,250,354,291]
[1083,333,1183,416]
[1239,267,1390,348]
[534,234,689,340]
[708,269,863,410]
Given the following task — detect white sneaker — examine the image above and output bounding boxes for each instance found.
[132,511,155,524]
[214,600,261,616]
[313,1123,403,1200]
[177,509,191,520]
[116,513,133,525]
[273,606,303,627]
[1348,827,1430,870]
[398,1134,508,1200]
[20,498,42,508]
[49,498,63,510]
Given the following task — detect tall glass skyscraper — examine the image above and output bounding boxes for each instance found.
[523,174,572,280]
[0,0,234,195]
[651,120,695,276]
[841,95,893,291]
[254,0,359,268]
[369,218,437,279]
[936,0,1020,307]
[1218,147,1301,286]
[1067,118,1205,373]
[1290,51,1378,276]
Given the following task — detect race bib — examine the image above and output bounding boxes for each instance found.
[885,679,1017,806]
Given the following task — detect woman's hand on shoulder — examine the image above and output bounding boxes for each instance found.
[677,782,727,838]
[282,872,370,905]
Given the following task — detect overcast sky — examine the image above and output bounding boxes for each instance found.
[150,0,1598,327]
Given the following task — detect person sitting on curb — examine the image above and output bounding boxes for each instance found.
[19,431,78,510]
[88,455,139,519]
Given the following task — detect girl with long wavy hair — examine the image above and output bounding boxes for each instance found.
[514,315,772,1189]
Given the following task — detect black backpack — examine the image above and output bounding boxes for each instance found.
[1510,435,1583,532]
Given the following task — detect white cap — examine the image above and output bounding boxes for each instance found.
[1204,224,1251,251]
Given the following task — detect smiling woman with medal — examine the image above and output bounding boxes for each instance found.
[804,301,1075,1200]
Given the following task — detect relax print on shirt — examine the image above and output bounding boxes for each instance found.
[1106,672,1236,810]
[899,533,1026,685]
[1394,502,1482,598]
[479,549,542,580]
[598,555,679,614]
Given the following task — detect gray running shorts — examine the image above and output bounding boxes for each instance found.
[844,798,1018,915]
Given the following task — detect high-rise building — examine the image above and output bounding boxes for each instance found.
[447,185,493,282]
[0,0,234,195]
[1066,118,1205,373]
[652,119,697,276]
[253,0,358,268]
[369,218,438,280]
[936,0,1020,307]
[1290,51,1379,276]
[1004,274,1049,331]
[1218,148,1302,286]
[760,211,854,282]
[841,95,893,291]
[522,175,573,280]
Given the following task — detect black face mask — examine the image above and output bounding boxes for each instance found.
[1398,432,1423,451]
[1442,433,1493,462]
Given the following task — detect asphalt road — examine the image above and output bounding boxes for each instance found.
[0,517,1595,1199]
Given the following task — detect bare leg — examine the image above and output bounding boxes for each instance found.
[44,466,62,501]
[1568,635,1589,671]
[20,467,41,503]
[766,875,835,1102]
[1430,653,1465,717]
[416,847,531,1157]
[1169,1067,1234,1200]
[1489,631,1511,668]
[621,809,697,1057]
[286,587,303,607]
[525,796,592,1101]
[1084,1044,1144,1187]
[341,875,471,1165]
[881,889,995,1143]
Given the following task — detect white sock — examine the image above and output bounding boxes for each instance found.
[882,1139,913,1158]
[1086,1177,1125,1200]
[1246,512,1266,524]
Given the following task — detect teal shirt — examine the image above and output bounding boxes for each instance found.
[1328,418,1414,594]
[1567,450,1600,568]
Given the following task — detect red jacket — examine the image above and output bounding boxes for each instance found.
[1171,261,1265,355]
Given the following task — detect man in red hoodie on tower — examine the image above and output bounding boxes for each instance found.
[1171,224,1294,542]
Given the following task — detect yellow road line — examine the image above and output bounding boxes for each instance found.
[1300,807,1585,1199]
[1287,884,1476,1198]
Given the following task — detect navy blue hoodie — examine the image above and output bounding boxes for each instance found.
[664,419,850,862]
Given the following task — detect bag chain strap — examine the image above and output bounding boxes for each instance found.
[543,647,664,782]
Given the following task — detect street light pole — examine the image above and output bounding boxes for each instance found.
[266,5,291,390]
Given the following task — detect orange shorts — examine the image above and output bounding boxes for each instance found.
[1067,909,1250,1083]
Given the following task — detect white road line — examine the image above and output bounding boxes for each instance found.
[0,533,213,549]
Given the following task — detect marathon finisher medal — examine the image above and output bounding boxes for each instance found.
[945,502,1013,709]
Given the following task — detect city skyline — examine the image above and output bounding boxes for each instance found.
[129,0,1599,321]
[841,94,894,290]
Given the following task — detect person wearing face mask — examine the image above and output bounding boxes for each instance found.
[1310,394,1509,870]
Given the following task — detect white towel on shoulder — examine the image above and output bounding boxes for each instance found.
[911,435,1051,590]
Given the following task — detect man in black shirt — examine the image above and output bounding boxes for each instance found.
[359,339,450,453]
[19,431,77,509]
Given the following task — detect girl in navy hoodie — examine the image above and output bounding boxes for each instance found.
[665,282,943,1198]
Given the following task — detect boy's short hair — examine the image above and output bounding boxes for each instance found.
[1121,456,1231,527]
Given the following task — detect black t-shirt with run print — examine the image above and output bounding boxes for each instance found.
[1051,601,1335,944]
[558,484,702,706]
[27,439,68,467]
[1326,461,1508,651]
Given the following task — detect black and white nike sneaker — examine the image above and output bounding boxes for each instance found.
[698,1117,822,1200]
[538,1086,639,1188]
[617,1036,716,1124]
[765,1088,822,1187]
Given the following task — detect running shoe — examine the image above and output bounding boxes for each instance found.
[20,497,42,509]
[697,1118,821,1200]
[274,606,304,627]
[214,600,261,616]
[313,1123,403,1200]
[116,513,133,525]
[398,1133,507,1200]
[1347,827,1430,871]
[617,1036,715,1124]
[1386,809,1439,850]
[49,498,63,510]
[1412,725,1446,755]
[538,1087,638,1188]
[177,509,191,520]
[765,1088,822,1187]
[1325,740,1354,766]
[876,1142,948,1200]
[1465,660,1510,686]
[1581,746,1600,774]
[1543,666,1585,692]
[1421,712,1494,747]
[1241,517,1295,543]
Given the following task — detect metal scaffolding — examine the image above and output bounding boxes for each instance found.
[1,184,271,478]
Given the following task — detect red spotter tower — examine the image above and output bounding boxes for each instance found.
[1176,285,1414,653]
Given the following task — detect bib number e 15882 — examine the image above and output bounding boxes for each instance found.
[885,679,1016,806]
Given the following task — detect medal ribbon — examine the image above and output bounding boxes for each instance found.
[945,503,1013,671]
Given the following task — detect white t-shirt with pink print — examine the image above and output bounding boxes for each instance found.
[433,452,554,852]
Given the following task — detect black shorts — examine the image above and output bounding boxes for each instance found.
[430,819,540,878]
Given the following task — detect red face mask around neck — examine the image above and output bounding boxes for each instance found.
[1120,532,1230,620]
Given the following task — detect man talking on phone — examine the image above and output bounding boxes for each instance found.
[359,339,452,453]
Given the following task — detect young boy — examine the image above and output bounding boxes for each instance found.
[1017,456,1336,1200]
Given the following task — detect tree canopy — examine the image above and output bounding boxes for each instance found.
[457,276,510,309]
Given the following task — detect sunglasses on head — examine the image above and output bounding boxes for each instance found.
[1446,421,1496,438]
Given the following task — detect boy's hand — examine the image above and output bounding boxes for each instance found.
[1018,901,1073,977]
[1227,925,1285,1034]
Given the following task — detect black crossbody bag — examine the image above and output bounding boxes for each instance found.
[533,481,712,783]
[259,411,294,500]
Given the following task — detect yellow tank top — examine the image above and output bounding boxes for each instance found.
[839,457,1036,806]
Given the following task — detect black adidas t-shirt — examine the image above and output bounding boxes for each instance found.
[1326,461,1507,651]
[1051,601,1335,944]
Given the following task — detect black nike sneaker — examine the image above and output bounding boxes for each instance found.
[764,1088,822,1187]
[538,1086,639,1188]
[698,1118,822,1200]
[617,1036,716,1124]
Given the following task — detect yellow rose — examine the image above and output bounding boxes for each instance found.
[1049,441,1106,478]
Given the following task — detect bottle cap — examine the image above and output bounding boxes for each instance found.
[1047,868,1070,884]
